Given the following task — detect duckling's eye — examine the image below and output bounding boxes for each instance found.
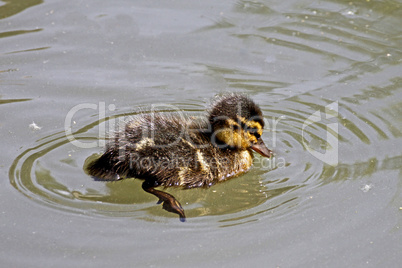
[249,128,261,139]
[232,125,240,131]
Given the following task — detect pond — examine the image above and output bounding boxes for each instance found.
[1,0,401,267]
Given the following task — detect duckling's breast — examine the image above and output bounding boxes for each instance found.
[175,146,254,188]
[215,149,253,182]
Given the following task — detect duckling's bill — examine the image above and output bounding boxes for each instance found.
[250,137,272,158]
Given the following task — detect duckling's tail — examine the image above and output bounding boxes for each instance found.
[85,154,122,181]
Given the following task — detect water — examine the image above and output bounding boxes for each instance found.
[1,0,401,267]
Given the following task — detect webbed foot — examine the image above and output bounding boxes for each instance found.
[142,181,186,222]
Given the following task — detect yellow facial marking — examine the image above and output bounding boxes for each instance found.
[237,115,263,135]
[216,129,249,149]
[247,121,263,136]
[245,131,258,143]
[216,117,264,149]
[237,116,248,124]
[226,118,241,128]
[215,117,265,149]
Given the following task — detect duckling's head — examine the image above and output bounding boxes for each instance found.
[208,94,272,157]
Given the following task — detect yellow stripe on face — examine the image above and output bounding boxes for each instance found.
[245,131,258,143]
[216,117,264,149]
[226,118,240,129]
[237,115,248,125]
[248,121,263,136]
[216,129,248,148]
[236,116,263,136]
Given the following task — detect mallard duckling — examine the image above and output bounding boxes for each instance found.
[86,93,272,221]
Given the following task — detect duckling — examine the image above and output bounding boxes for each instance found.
[86,93,272,221]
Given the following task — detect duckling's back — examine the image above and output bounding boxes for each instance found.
[87,112,253,188]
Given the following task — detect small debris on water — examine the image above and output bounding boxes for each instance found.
[29,121,42,131]
[361,184,373,193]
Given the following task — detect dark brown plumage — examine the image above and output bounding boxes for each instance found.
[86,93,272,221]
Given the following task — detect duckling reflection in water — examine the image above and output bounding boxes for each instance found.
[86,93,272,221]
